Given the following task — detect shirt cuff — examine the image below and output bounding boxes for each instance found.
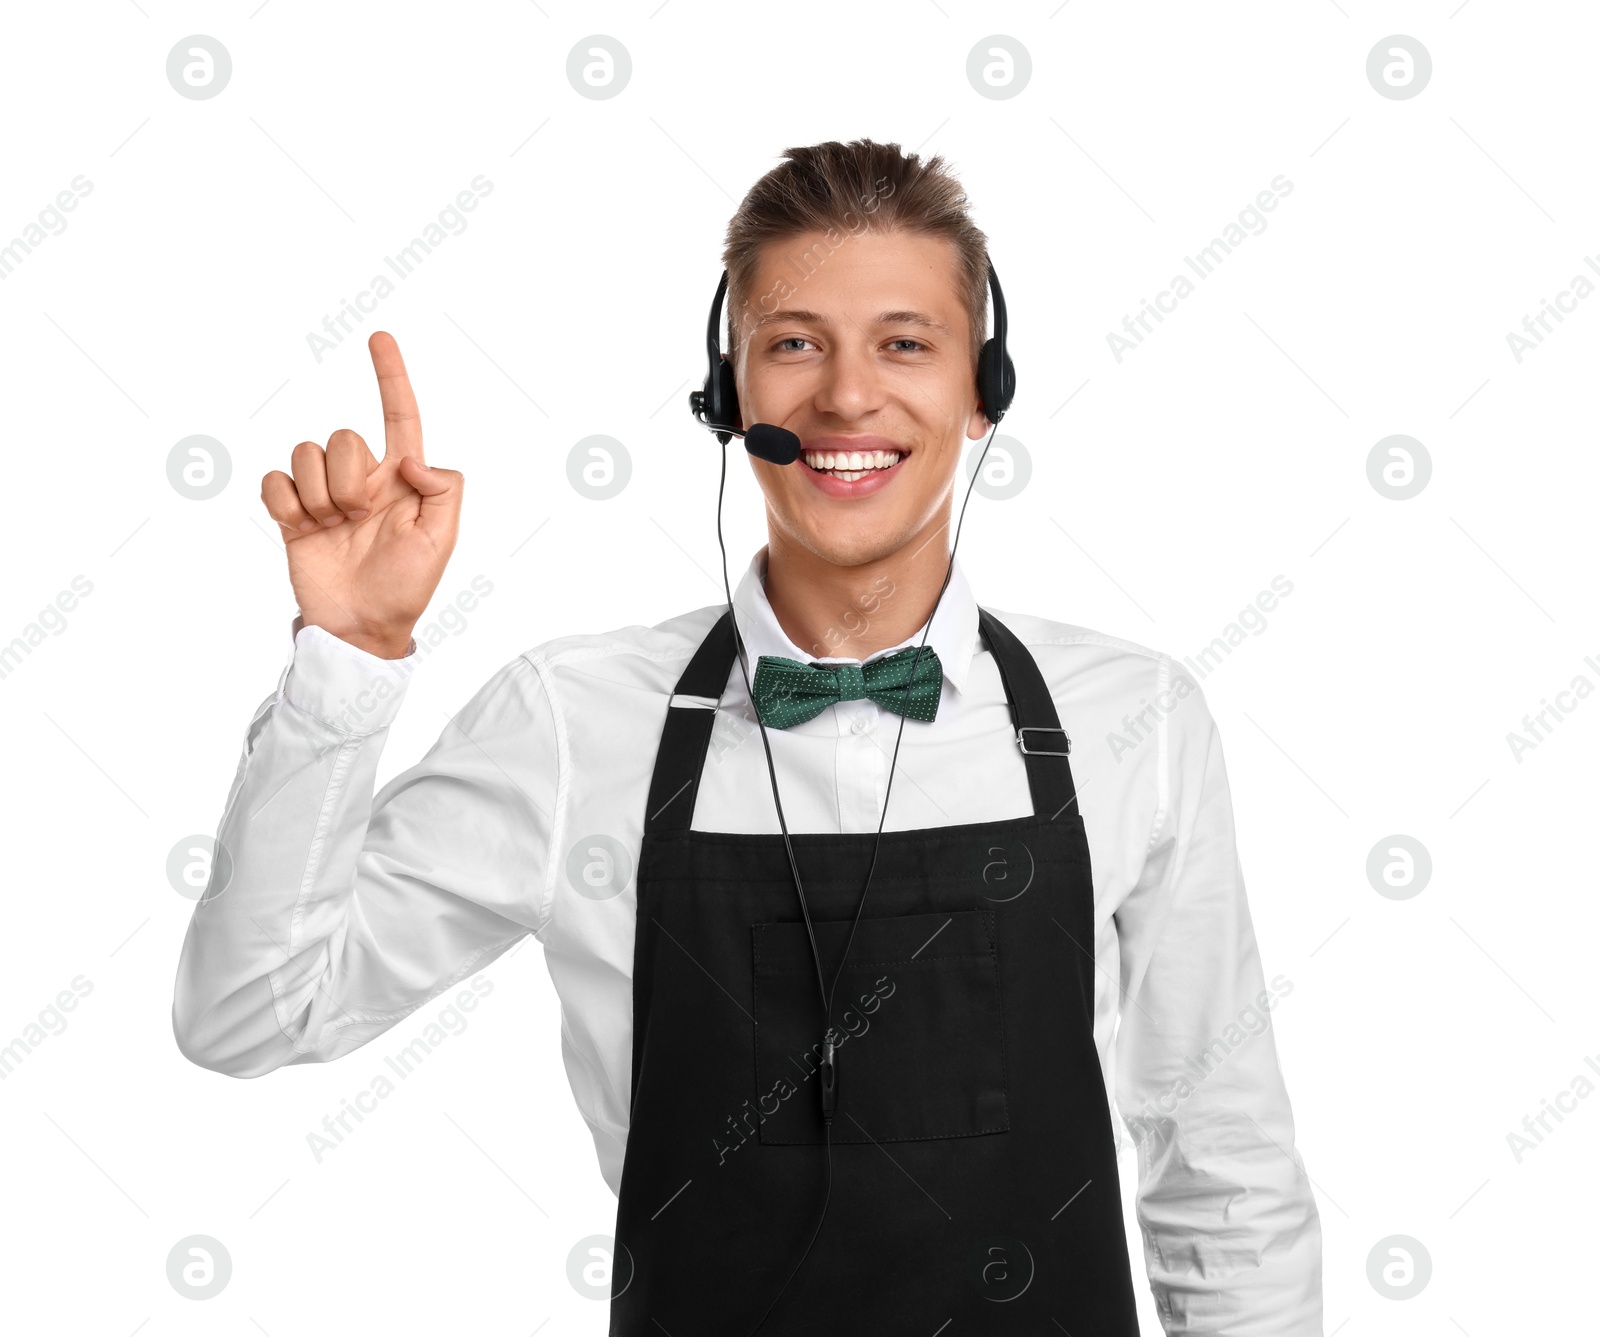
[280,613,420,735]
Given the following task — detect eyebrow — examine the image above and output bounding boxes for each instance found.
[752,308,952,334]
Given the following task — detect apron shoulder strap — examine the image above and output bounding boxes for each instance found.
[643,608,737,836]
[976,607,1080,821]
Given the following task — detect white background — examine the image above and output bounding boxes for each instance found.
[0,2,1594,1333]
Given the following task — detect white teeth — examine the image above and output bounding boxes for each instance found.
[801,448,901,474]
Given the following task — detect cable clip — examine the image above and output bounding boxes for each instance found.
[819,1036,838,1121]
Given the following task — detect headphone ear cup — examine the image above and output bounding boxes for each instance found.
[977,338,1015,422]
[711,354,740,430]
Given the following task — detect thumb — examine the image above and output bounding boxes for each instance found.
[398,455,462,535]
[399,453,453,495]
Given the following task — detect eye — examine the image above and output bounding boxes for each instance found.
[775,336,816,352]
[888,337,926,352]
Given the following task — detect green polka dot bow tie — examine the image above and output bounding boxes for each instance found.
[750,645,944,729]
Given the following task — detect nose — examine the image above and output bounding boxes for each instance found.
[811,336,889,421]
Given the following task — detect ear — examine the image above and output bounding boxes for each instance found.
[966,389,991,439]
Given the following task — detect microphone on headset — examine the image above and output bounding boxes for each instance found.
[733,421,803,465]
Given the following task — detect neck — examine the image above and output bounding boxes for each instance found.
[763,515,955,663]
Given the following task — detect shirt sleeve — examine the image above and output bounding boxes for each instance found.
[1111,673,1324,1335]
[170,615,557,1078]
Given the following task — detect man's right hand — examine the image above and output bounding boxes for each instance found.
[261,331,463,659]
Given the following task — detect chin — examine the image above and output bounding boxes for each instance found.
[794,522,906,570]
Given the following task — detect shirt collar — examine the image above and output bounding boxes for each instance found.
[727,544,979,694]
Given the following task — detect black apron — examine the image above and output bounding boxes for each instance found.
[610,607,1141,1335]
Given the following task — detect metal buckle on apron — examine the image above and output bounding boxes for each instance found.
[1016,725,1071,756]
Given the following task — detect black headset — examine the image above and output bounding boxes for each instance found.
[688,256,1017,1335]
[689,260,1016,445]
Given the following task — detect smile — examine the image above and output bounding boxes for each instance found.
[800,448,902,483]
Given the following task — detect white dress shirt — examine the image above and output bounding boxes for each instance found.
[172,544,1323,1335]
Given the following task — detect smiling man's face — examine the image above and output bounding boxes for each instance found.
[731,229,992,570]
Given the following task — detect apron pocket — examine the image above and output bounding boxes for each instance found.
[751,908,1010,1144]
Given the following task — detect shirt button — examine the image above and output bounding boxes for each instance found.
[851,715,871,734]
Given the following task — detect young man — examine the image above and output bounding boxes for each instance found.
[174,140,1322,1333]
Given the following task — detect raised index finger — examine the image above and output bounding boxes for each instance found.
[368,330,424,463]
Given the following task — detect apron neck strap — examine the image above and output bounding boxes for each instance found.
[642,605,1079,836]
